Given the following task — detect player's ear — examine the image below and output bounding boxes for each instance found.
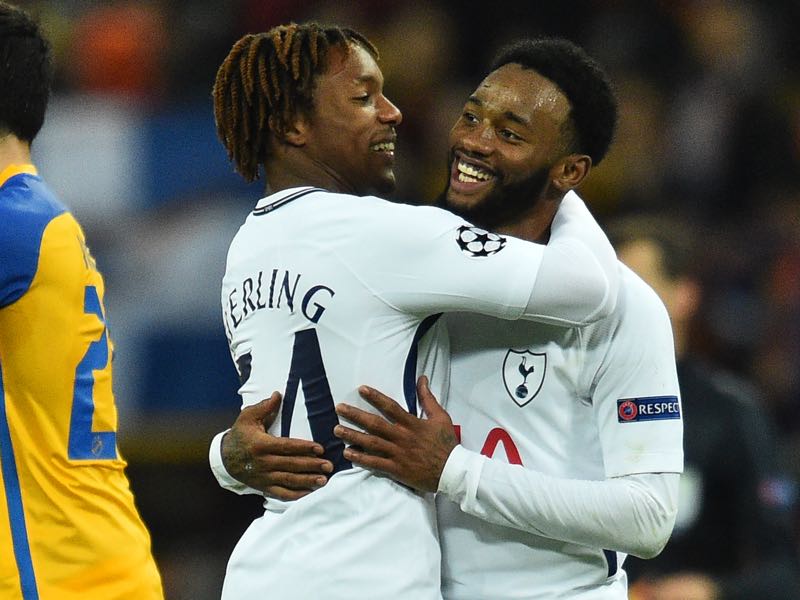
[269,114,308,147]
[551,154,591,193]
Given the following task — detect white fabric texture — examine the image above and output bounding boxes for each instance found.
[525,190,619,325]
[439,446,679,558]
[437,264,683,599]
[216,187,621,600]
[210,188,618,492]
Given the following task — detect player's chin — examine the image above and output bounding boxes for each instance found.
[371,171,397,197]
[445,182,493,211]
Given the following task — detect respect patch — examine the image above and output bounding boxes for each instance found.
[617,396,680,423]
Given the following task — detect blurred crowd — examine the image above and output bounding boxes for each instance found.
[13,0,800,598]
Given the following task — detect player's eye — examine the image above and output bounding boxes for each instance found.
[499,129,522,141]
[462,111,478,124]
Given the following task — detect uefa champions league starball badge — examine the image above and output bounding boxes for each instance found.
[455,225,507,257]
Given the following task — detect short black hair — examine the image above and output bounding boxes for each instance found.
[490,37,617,165]
[0,2,53,142]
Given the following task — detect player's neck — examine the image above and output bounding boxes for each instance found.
[0,133,33,173]
[495,196,560,243]
[264,151,358,196]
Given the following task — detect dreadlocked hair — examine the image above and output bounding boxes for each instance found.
[213,22,378,182]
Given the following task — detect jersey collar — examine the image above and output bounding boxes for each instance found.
[0,164,37,188]
[253,186,325,216]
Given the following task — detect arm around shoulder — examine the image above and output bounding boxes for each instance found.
[522,192,620,326]
[359,198,619,326]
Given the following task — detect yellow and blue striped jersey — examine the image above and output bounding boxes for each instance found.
[0,165,163,600]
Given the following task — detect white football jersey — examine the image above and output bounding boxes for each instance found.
[439,265,683,599]
[219,187,568,600]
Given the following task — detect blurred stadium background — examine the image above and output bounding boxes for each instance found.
[14,0,800,597]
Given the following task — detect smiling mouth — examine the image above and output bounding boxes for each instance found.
[449,156,495,193]
[455,159,493,183]
[370,141,395,153]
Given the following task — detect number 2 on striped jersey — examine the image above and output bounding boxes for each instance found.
[68,285,117,460]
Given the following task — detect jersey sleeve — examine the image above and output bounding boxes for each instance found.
[588,273,683,477]
[438,446,680,558]
[526,191,619,326]
[354,193,618,326]
[0,189,61,307]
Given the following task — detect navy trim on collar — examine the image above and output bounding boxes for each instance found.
[253,187,326,216]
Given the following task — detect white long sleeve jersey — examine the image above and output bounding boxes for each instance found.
[215,187,618,600]
[437,264,683,600]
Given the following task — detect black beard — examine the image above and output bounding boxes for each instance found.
[438,163,551,230]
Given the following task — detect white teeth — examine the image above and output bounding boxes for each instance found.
[371,142,395,152]
[457,160,492,181]
[458,172,479,183]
